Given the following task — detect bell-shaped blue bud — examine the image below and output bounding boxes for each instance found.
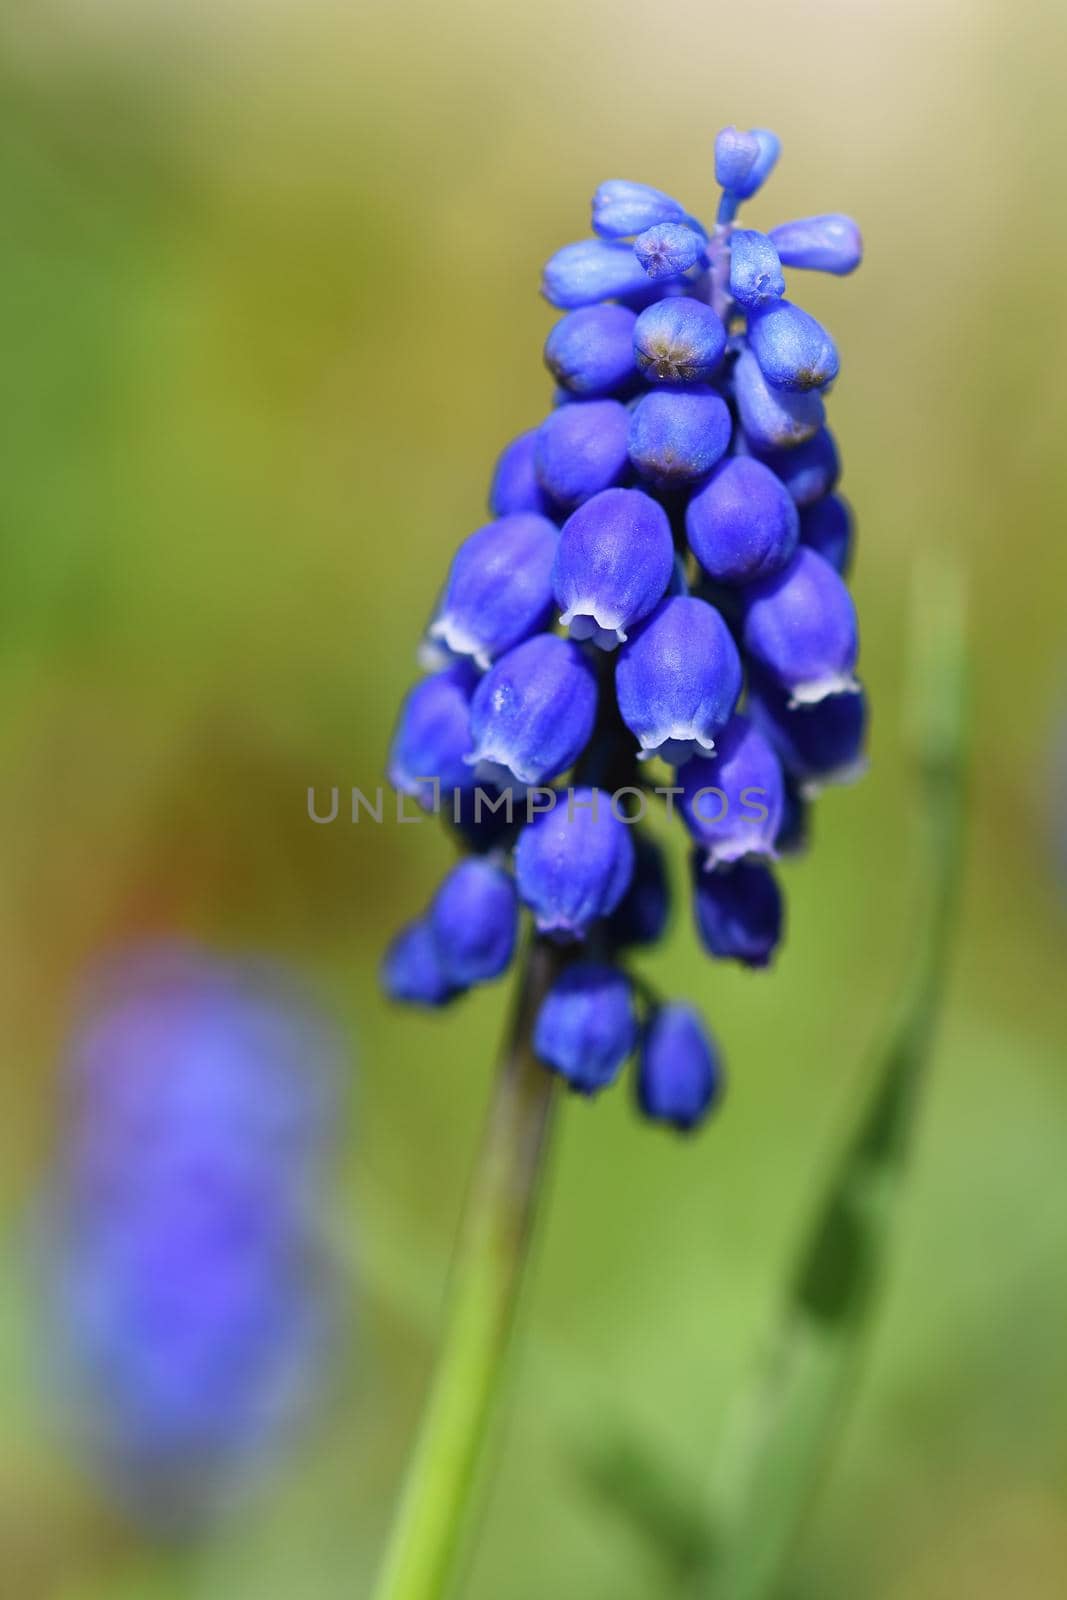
[733,346,824,451]
[605,832,670,949]
[533,962,638,1093]
[679,712,784,867]
[553,487,674,650]
[429,513,559,668]
[728,229,785,307]
[591,180,687,240]
[799,492,853,574]
[637,1004,722,1131]
[382,920,459,1007]
[633,298,727,384]
[627,386,732,487]
[388,663,477,809]
[686,456,800,586]
[616,596,742,765]
[731,129,781,200]
[747,670,868,790]
[748,301,839,392]
[758,427,840,506]
[634,222,706,280]
[742,547,859,705]
[542,239,654,309]
[714,127,761,193]
[769,214,863,275]
[515,788,635,940]
[544,305,638,397]
[534,400,630,510]
[429,859,517,987]
[467,634,598,788]
[692,855,783,968]
[489,429,555,517]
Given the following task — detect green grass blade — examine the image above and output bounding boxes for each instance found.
[701,558,970,1600]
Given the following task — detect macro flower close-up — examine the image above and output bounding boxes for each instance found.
[2,4,1066,1600]
[385,123,865,1134]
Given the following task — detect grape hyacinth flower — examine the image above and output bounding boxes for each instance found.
[627,386,732,487]
[534,399,630,509]
[467,633,598,788]
[799,492,853,574]
[39,946,339,1533]
[615,595,742,765]
[388,662,477,808]
[430,859,518,985]
[742,546,860,704]
[428,513,559,668]
[680,712,785,868]
[384,125,866,1137]
[686,455,800,586]
[533,962,639,1093]
[692,855,784,968]
[515,788,634,940]
[637,1004,723,1131]
[553,487,674,649]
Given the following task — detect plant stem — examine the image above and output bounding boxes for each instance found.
[371,941,563,1600]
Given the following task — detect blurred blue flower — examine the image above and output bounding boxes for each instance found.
[40,945,341,1534]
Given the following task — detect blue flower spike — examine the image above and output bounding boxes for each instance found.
[42,946,338,1528]
[638,1004,723,1131]
[534,962,638,1093]
[384,124,866,1135]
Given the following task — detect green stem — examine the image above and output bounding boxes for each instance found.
[371,941,563,1600]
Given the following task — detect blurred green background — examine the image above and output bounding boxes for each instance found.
[2,1,1066,1596]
